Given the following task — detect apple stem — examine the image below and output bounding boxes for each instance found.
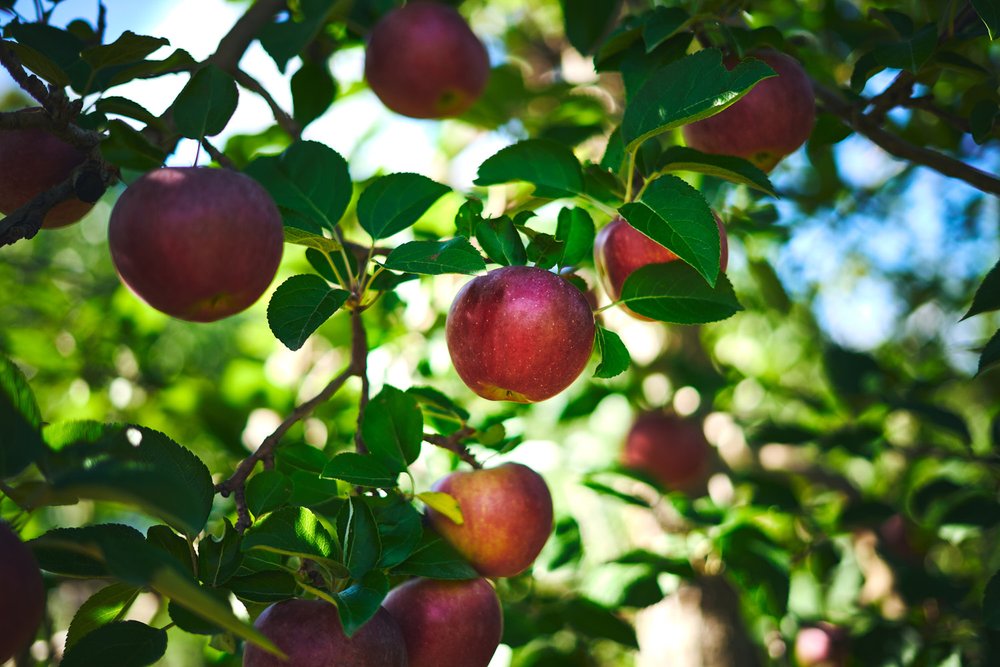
[352,308,370,455]
[624,149,638,202]
[423,427,482,468]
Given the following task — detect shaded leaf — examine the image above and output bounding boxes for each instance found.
[335,570,389,638]
[65,583,141,650]
[475,139,584,198]
[384,237,486,275]
[173,65,238,139]
[61,621,166,667]
[322,453,399,489]
[655,146,776,196]
[620,262,742,323]
[267,274,350,351]
[357,173,451,240]
[361,386,423,472]
[594,326,630,379]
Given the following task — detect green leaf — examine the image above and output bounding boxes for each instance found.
[357,173,451,240]
[106,48,197,88]
[274,445,344,509]
[560,0,620,54]
[243,507,344,574]
[361,386,424,472]
[476,215,528,266]
[978,329,1000,376]
[475,139,584,198]
[283,227,343,255]
[335,570,390,638]
[392,534,478,580]
[173,65,239,139]
[407,386,470,435]
[322,453,400,489]
[455,198,484,238]
[621,262,742,324]
[47,423,214,536]
[417,491,464,525]
[0,355,45,479]
[619,175,721,285]
[972,0,1000,38]
[655,146,776,197]
[526,233,565,270]
[556,208,596,267]
[642,6,690,52]
[197,520,243,587]
[337,496,382,579]
[962,260,1000,320]
[100,120,167,171]
[30,524,143,578]
[872,23,937,72]
[621,48,776,151]
[229,570,297,603]
[564,598,639,649]
[594,326,630,379]
[147,525,193,575]
[292,60,337,127]
[81,31,168,70]
[5,23,82,87]
[384,237,486,275]
[65,583,141,650]
[246,141,352,233]
[267,274,350,351]
[94,97,162,127]
[371,494,424,569]
[167,587,230,635]
[719,525,789,618]
[61,621,167,667]
[246,470,293,518]
[259,0,337,72]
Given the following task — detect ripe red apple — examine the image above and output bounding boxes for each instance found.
[794,623,848,667]
[427,462,554,577]
[108,167,284,322]
[594,214,728,319]
[682,50,815,172]
[0,114,94,229]
[384,577,502,667]
[621,412,711,493]
[365,1,490,118]
[0,522,45,663]
[447,265,595,403]
[243,600,407,666]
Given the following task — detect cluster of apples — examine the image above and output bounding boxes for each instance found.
[244,462,553,666]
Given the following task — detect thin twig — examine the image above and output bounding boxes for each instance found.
[233,68,300,139]
[216,365,355,532]
[0,40,49,108]
[814,82,1000,196]
[201,137,238,169]
[423,427,482,468]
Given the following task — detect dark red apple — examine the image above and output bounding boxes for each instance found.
[682,50,815,172]
[0,113,94,229]
[447,265,595,403]
[108,167,284,322]
[365,1,490,118]
[594,214,728,319]
[243,600,407,666]
[621,412,711,493]
[427,463,553,577]
[0,522,45,663]
[794,623,848,667]
[384,577,502,667]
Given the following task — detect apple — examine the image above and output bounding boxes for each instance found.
[384,577,502,667]
[594,214,728,319]
[365,1,490,118]
[621,412,711,493]
[682,50,815,172]
[794,623,848,667]
[108,167,284,322]
[243,600,407,666]
[427,462,553,577]
[0,522,45,663]
[0,114,94,229]
[447,265,596,403]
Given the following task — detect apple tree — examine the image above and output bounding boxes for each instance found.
[1,0,999,665]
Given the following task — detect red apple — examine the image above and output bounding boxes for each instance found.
[384,577,502,667]
[365,1,490,118]
[621,412,711,493]
[108,167,284,322]
[594,214,728,319]
[682,50,815,172]
[794,623,848,667]
[0,112,94,229]
[0,522,45,663]
[427,463,554,577]
[243,600,407,666]
[447,265,595,403]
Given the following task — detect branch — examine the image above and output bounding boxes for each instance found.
[0,40,50,108]
[902,95,973,134]
[233,68,300,139]
[208,0,287,73]
[423,427,482,468]
[216,365,355,532]
[0,108,102,150]
[814,82,1000,196]
[201,137,237,169]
